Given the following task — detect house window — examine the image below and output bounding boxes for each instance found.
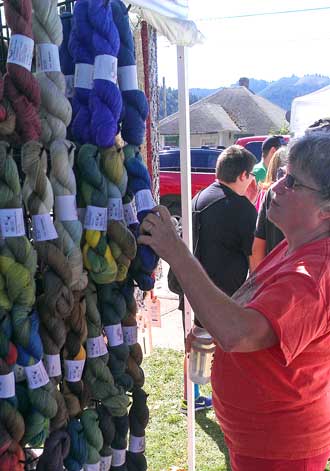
[164,135,179,147]
[201,138,216,147]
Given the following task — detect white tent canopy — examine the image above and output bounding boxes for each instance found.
[290,85,330,136]
[127,0,204,46]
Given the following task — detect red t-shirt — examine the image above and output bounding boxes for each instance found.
[211,238,330,460]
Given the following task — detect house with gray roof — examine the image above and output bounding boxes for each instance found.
[159,81,288,148]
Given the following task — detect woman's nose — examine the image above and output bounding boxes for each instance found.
[271,176,286,194]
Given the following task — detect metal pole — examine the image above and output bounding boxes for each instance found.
[177,44,195,471]
[163,76,167,117]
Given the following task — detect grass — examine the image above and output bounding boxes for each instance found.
[143,348,231,471]
[143,348,330,471]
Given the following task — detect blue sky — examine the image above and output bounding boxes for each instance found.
[157,0,330,88]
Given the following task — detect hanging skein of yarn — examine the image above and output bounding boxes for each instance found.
[68,0,94,144]
[83,281,130,416]
[111,414,129,471]
[59,12,74,100]
[97,404,116,470]
[112,0,149,146]
[3,0,41,143]
[88,0,122,148]
[126,387,149,471]
[76,144,118,284]
[32,0,72,146]
[0,72,16,139]
[100,145,137,282]
[64,418,88,471]
[0,416,25,471]
[36,429,71,471]
[80,408,104,468]
[97,283,134,392]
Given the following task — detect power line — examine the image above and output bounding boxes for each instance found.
[194,6,330,22]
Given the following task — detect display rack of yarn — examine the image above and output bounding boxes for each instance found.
[3,0,41,143]
[112,0,157,293]
[32,0,72,147]
[0,142,27,469]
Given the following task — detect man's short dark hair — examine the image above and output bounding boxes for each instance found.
[262,135,287,156]
[216,145,256,183]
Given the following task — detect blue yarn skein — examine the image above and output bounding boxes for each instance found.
[69,0,94,144]
[112,0,149,146]
[64,418,88,471]
[88,0,122,148]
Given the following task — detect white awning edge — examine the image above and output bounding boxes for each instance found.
[130,5,205,46]
[127,0,189,19]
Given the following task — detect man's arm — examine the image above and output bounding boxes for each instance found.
[139,206,278,353]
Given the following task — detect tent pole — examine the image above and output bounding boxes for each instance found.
[177,44,195,471]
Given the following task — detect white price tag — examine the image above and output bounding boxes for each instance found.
[84,463,100,471]
[7,34,34,71]
[0,372,15,398]
[94,55,117,83]
[25,360,50,390]
[64,359,85,382]
[129,435,145,453]
[104,324,124,347]
[55,195,78,221]
[118,65,138,91]
[111,449,126,467]
[14,364,26,382]
[123,326,138,345]
[77,208,86,224]
[135,190,155,212]
[74,63,94,90]
[32,213,58,241]
[87,336,108,358]
[0,208,25,237]
[43,354,62,378]
[36,43,61,73]
[84,206,107,231]
[123,202,138,225]
[100,455,112,471]
[65,74,74,98]
[107,198,124,221]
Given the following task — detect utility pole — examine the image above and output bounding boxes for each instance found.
[162,76,167,118]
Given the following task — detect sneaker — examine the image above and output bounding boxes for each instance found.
[180,396,212,414]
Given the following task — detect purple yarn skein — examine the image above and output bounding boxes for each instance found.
[88,0,122,148]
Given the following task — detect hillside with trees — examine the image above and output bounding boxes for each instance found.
[158,74,330,120]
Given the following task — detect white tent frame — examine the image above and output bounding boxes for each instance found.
[127,2,201,469]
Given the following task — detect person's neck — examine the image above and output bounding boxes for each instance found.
[217,179,239,194]
[286,226,330,255]
[261,157,268,169]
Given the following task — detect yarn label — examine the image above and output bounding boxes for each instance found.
[123,202,138,225]
[104,324,124,347]
[87,336,108,358]
[7,34,34,71]
[84,206,107,231]
[100,455,112,471]
[118,65,138,91]
[84,464,100,471]
[94,55,117,83]
[77,208,86,224]
[25,360,50,389]
[74,63,94,90]
[32,213,58,241]
[0,208,25,238]
[65,74,74,98]
[0,372,15,398]
[55,195,78,221]
[123,326,138,345]
[14,364,26,382]
[107,198,124,221]
[129,434,146,453]
[64,359,85,382]
[111,449,126,467]
[43,354,62,378]
[36,43,61,73]
[135,190,156,212]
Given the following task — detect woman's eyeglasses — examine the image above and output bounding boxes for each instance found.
[284,173,321,193]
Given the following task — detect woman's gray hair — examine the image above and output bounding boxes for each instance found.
[289,132,330,200]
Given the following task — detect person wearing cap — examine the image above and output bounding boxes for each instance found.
[139,132,330,471]
[253,135,287,184]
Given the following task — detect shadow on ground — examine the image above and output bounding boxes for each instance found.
[195,411,232,471]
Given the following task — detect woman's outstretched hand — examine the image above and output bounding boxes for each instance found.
[138,205,183,264]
